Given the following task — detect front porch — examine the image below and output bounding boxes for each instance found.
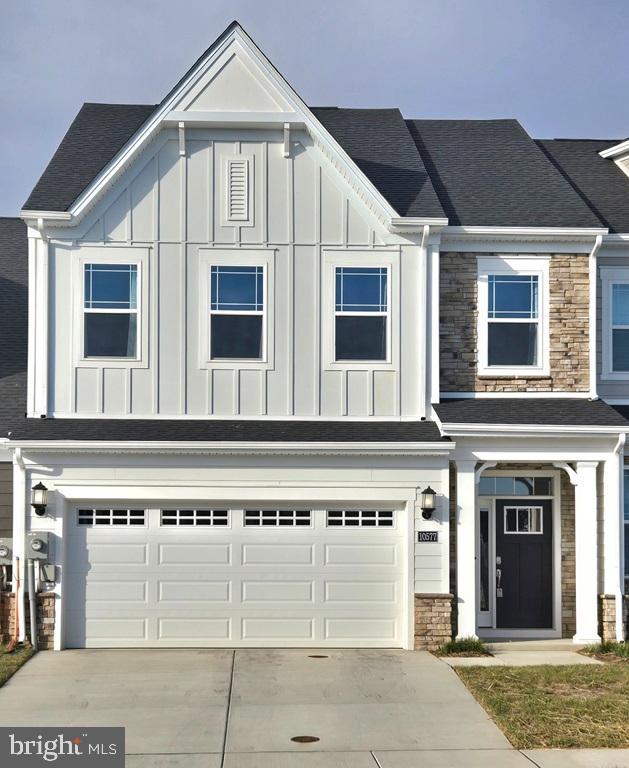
[449,449,626,644]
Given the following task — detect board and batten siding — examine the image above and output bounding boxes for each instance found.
[47,128,426,419]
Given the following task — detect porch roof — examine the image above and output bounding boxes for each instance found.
[435,398,629,430]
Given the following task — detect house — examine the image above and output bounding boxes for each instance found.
[0,21,627,650]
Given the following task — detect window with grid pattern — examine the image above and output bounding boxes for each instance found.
[83,263,138,358]
[326,510,394,527]
[487,274,538,366]
[210,265,264,359]
[160,509,229,526]
[334,266,388,361]
[244,509,311,526]
[77,509,145,526]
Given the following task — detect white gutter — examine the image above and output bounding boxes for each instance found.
[7,439,456,456]
[439,423,627,437]
[589,234,603,399]
[444,226,608,238]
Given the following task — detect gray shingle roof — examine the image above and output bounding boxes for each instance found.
[23,103,156,211]
[311,108,445,218]
[436,398,629,428]
[536,139,629,234]
[23,104,446,219]
[0,218,446,444]
[406,119,604,228]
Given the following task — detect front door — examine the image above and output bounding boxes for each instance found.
[495,499,553,629]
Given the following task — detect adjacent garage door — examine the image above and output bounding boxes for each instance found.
[65,506,407,648]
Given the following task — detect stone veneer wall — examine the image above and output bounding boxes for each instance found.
[599,594,629,643]
[448,463,576,639]
[414,594,454,649]
[440,253,590,392]
[1,592,55,650]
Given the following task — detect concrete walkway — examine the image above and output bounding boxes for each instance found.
[0,649,626,767]
[443,639,603,668]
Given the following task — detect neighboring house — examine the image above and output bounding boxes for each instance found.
[0,22,627,650]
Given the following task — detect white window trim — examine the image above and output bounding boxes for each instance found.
[198,248,275,370]
[222,154,255,228]
[477,255,550,378]
[323,250,399,371]
[601,267,629,380]
[73,246,150,369]
[503,505,544,535]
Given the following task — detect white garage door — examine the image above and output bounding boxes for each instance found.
[65,506,407,648]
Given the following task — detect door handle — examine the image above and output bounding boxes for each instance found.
[496,568,503,598]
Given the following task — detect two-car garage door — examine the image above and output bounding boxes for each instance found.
[65,505,407,648]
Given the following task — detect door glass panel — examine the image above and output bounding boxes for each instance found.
[505,508,517,532]
[479,507,490,612]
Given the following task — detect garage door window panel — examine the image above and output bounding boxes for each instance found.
[160,509,229,527]
[245,509,312,526]
[327,510,394,527]
[77,509,146,526]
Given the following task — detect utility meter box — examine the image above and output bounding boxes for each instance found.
[0,537,12,565]
[26,532,50,561]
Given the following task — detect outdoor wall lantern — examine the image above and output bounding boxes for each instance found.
[31,482,49,517]
[420,486,437,520]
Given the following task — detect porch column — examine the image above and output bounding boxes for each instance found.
[574,461,600,644]
[455,460,477,639]
[603,451,625,641]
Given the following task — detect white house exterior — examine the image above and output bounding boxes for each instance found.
[0,22,627,651]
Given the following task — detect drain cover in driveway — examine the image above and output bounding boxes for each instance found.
[291,736,320,743]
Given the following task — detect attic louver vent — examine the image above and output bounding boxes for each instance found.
[227,158,249,221]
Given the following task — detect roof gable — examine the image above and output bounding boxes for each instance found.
[23,22,442,229]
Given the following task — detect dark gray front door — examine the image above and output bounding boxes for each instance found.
[495,499,553,629]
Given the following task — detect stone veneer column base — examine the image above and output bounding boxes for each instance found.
[2,591,55,650]
[598,594,616,643]
[414,593,454,650]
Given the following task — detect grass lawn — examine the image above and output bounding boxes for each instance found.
[457,664,629,749]
[0,645,34,688]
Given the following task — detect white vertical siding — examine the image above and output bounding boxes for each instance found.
[47,127,426,419]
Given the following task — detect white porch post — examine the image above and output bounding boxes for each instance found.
[574,461,601,644]
[455,460,477,639]
[603,450,625,641]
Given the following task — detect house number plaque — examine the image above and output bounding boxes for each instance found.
[417,531,438,543]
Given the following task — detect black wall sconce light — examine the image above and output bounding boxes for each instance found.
[31,482,49,517]
[420,486,437,520]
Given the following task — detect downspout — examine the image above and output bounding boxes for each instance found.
[614,432,626,641]
[588,235,603,400]
[419,224,432,412]
[12,448,27,644]
[27,558,37,651]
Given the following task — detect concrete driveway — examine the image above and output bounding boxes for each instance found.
[0,648,609,767]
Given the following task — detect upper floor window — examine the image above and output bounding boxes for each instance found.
[487,274,538,366]
[83,263,138,358]
[334,266,388,361]
[602,268,629,379]
[210,265,264,359]
[477,257,549,377]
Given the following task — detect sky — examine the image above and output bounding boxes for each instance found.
[1,0,628,215]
